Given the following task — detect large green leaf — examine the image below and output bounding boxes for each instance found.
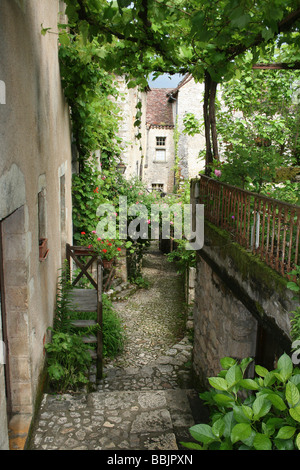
[255,365,269,377]
[225,364,242,388]
[253,396,272,421]
[266,392,287,411]
[208,377,228,391]
[286,381,300,407]
[239,378,259,390]
[277,353,293,381]
[276,426,296,440]
[253,433,272,450]
[289,405,300,423]
[189,424,218,445]
[233,405,251,423]
[230,423,252,444]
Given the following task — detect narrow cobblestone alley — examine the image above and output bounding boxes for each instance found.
[29,243,204,451]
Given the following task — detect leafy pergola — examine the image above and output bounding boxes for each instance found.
[62,0,300,174]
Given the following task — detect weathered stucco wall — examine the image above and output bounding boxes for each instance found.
[0,0,73,448]
[176,78,205,179]
[115,77,147,180]
[143,127,175,193]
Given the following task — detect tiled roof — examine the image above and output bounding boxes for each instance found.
[146,88,174,128]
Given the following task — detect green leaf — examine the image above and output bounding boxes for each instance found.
[233,405,251,423]
[287,281,300,292]
[263,371,277,387]
[189,424,217,445]
[208,377,228,391]
[225,364,242,388]
[212,418,225,438]
[180,441,203,450]
[230,423,252,444]
[220,357,237,369]
[253,433,272,450]
[276,426,296,440]
[255,365,269,377]
[266,392,287,411]
[242,405,253,421]
[253,396,272,421]
[296,432,300,450]
[274,438,295,450]
[222,411,235,439]
[239,378,259,390]
[231,13,251,29]
[213,394,234,406]
[289,405,300,423]
[286,381,300,407]
[277,353,293,381]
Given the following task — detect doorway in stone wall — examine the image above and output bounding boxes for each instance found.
[0,220,11,417]
[0,205,31,417]
[255,321,291,371]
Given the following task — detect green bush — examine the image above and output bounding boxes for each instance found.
[102,294,125,359]
[183,354,300,450]
[45,331,92,392]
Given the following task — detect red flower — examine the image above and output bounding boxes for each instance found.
[108,242,112,246]
[93,187,99,193]
[117,247,121,252]
[81,231,86,235]
[102,249,107,253]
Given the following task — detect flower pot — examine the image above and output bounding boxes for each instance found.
[103,259,114,269]
[39,238,49,261]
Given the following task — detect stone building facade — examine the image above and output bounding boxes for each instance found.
[168,75,206,180]
[118,75,206,193]
[0,0,73,449]
[115,77,147,180]
[144,88,176,193]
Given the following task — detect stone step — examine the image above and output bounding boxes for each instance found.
[30,388,201,450]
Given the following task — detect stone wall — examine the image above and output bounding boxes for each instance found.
[193,254,257,387]
[0,0,73,448]
[176,79,206,179]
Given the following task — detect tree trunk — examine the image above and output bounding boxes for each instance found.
[203,71,219,175]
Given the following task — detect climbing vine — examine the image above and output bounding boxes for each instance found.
[58,34,123,170]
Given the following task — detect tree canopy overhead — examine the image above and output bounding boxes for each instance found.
[61,0,300,172]
[63,0,300,80]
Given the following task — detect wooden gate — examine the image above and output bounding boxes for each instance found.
[66,244,104,379]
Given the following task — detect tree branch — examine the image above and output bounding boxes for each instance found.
[252,62,300,70]
[226,7,300,62]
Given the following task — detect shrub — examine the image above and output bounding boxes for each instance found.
[182,354,300,450]
[45,331,92,392]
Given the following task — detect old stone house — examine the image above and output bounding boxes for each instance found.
[0,0,73,449]
[144,88,176,193]
[117,74,206,193]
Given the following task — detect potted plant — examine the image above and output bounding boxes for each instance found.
[80,231,122,269]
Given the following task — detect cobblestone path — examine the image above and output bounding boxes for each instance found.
[29,244,203,451]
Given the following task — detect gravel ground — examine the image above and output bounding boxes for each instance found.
[105,242,187,370]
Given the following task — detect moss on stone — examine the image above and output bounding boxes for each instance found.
[275,167,300,183]
[202,221,289,299]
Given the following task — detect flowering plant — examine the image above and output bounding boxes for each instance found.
[80,231,123,261]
